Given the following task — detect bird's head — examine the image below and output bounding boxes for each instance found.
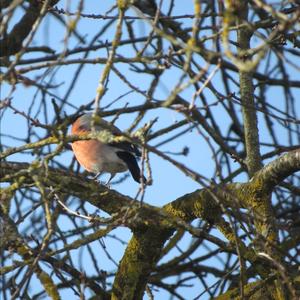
[71,112,120,135]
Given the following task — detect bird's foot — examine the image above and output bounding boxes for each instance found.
[103,173,115,188]
[97,180,110,187]
[92,172,102,180]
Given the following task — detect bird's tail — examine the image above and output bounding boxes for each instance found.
[116,151,147,184]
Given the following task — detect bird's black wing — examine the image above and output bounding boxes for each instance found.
[115,151,145,183]
[108,141,141,157]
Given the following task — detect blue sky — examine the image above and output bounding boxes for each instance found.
[1,1,299,299]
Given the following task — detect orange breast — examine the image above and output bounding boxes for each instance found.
[71,139,103,173]
[71,117,102,173]
[71,116,128,174]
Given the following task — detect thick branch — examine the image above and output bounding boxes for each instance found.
[112,227,172,300]
[0,1,58,57]
[237,2,263,176]
[253,149,300,193]
[1,149,299,227]
[1,152,300,299]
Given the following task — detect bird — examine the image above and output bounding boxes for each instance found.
[71,112,146,185]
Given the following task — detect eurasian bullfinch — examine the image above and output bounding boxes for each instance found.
[71,113,146,184]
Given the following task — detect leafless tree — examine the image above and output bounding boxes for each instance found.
[1,1,300,299]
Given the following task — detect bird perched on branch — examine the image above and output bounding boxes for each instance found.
[71,113,146,184]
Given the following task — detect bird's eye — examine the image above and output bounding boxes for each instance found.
[78,124,88,131]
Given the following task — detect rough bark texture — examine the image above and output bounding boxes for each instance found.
[1,0,300,298]
[1,149,300,298]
